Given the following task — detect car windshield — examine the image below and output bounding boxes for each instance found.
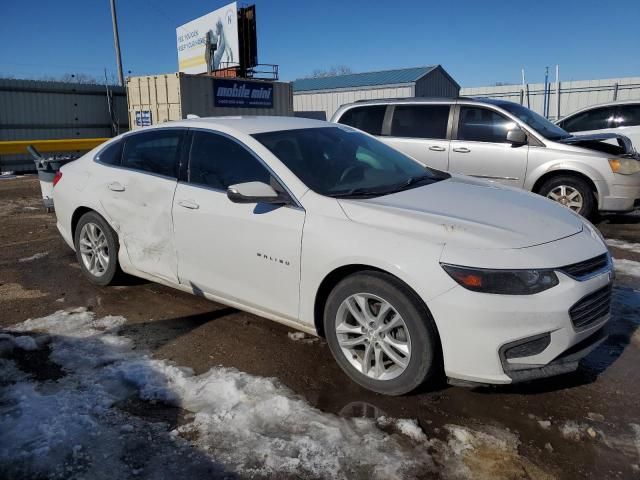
[253,126,449,198]
[498,102,571,141]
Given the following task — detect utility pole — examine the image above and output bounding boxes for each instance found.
[109,0,124,86]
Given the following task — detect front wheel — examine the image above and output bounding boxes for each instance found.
[538,175,596,219]
[323,271,441,395]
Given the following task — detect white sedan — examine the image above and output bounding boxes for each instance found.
[53,116,613,395]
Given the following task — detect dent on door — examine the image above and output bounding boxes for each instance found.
[100,172,179,283]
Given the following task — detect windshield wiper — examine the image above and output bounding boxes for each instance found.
[330,174,440,199]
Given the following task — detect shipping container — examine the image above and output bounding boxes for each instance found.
[126,73,293,129]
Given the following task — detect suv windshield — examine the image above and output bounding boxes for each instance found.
[253,126,449,198]
[498,102,571,141]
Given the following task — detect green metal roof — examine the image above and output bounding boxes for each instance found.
[292,66,438,92]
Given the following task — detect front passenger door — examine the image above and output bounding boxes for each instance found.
[172,130,305,321]
[449,106,528,187]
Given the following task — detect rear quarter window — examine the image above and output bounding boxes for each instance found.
[337,105,387,136]
[95,141,122,166]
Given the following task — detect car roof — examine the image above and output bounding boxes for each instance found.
[153,115,330,134]
[336,96,522,109]
[561,99,640,119]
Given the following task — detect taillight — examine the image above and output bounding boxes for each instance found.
[53,171,63,187]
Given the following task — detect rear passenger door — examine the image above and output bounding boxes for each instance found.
[383,104,452,171]
[98,128,185,283]
[449,106,528,187]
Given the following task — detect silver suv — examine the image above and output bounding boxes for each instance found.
[331,98,640,218]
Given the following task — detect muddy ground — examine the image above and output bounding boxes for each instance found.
[1,176,639,479]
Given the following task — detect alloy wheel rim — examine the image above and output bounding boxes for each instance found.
[79,223,109,277]
[335,293,411,381]
[547,185,583,212]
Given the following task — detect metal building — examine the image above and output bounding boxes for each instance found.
[293,65,460,121]
[0,78,127,172]
[127,73,293,129]
[460,76,640,121]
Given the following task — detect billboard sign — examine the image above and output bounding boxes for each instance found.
[176,2,239,74]
[214,79,273,108]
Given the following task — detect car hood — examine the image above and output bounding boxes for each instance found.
[559,132,637,156]
[338,176,583,250]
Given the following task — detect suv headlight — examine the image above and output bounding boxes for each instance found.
[609,158,640,175]
[441,264,559,295]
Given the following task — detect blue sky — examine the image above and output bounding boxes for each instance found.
[1,0,639,86]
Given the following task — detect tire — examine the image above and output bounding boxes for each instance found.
[323,271,441,396]
[538,175,596,219]
[74,211,121,286]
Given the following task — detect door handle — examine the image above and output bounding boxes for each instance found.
[428,145,446,152]
[452,147,471,153]
[178,199,200,210]
[107,182,125,192]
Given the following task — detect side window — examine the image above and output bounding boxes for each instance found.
[391,105,450,139]
[122,130,184,177]
[617,104,640,127]
[560,107,616,132]
[95,140,122,166]
[189,131,271,190]
[457,107,517,143]
[337,105,386,135]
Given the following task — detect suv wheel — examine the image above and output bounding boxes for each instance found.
[538,175,596,219]
[74,211,120,286]
[324,271,440,395]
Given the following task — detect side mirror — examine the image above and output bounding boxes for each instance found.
[227,181,289,205]
[506,128,527,146]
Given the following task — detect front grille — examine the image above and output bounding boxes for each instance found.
[569,284,612,330]
[559,253,609,279]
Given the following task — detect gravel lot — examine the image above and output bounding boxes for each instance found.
[1,176,639,479]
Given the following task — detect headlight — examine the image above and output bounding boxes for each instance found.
[608,158,640,175]
[441,264,559,295]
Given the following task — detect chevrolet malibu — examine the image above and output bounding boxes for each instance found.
[53,117,613,395]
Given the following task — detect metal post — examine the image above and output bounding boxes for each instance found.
[613,82,619,101]
[543,67,549,118]
[109,0,124,87]
[519,89,524,105]
[555,65,561,121]
[525,83,530,108]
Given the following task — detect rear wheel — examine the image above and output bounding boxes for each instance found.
[538,175,596,219]
[74,211,120,286]
[323,271,440,395]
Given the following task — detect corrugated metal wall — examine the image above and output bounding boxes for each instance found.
[126,73,294,129]
[0,78,128,172]
[293,85,415,121]
[414,69,460,98]
[460,77,640,121]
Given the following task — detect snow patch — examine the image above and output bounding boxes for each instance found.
[18,251,49,262]
[1,309,550,479]
[560,421,587,441]
[0,333,38,350]
[0,310,431,479]
[614,258,640,277]
[607,238,640,254]
[287,331,319,344]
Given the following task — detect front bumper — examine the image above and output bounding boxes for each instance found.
[599,180,640,212]
[428,255,612,385]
